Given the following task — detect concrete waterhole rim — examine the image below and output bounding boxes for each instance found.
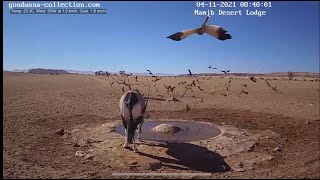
[68,119,278,172]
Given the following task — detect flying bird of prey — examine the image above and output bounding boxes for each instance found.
[249,77,257,82]
[188,69,192,76]
[167,16,232,41]
[146,70,153,75]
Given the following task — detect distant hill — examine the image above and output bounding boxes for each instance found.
[65,70,95,75]
[28,68,69,75]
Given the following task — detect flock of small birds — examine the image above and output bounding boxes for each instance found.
[99,65,290,112]
[95,16,314,112]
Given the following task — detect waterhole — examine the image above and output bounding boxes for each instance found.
[114,120,221,143]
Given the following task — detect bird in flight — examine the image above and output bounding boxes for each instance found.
[221,70,230,74]
[146,70,153,75]
[239,90,248,95]
[152,76,162,82]
[249,77,257,82]
[241,84,247,89]
[264,79,271,87]
[208,66,217,69]
[167,16,232,41]
[198,86,204,92]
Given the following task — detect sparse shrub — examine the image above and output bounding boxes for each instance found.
[288,71,294,80]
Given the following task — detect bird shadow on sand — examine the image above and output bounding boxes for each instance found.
[137,141,231,173]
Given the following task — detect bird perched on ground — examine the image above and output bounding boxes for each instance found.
[191,80,196,87]
[186,104,190,112]
[188,69,192,76]
[225,85,229,91]
[167,16,232,41]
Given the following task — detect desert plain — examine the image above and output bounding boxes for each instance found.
[3,71,320,179]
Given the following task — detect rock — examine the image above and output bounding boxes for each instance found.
[130,161,138,166]
[149,162,162,171]
[232,167,245,172]
[55,128,65,136]
[74,139,89,147]
[84,154,95,160]
[153,124,181,133]
[273,147,282,152]
[62,131,71,138]
[87,138,95,144]
[263,147,270,151]
[75,150,86,157]
[305,121,310,125]
[236,162,244,168]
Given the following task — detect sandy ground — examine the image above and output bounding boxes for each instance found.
[3,72,320,178]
